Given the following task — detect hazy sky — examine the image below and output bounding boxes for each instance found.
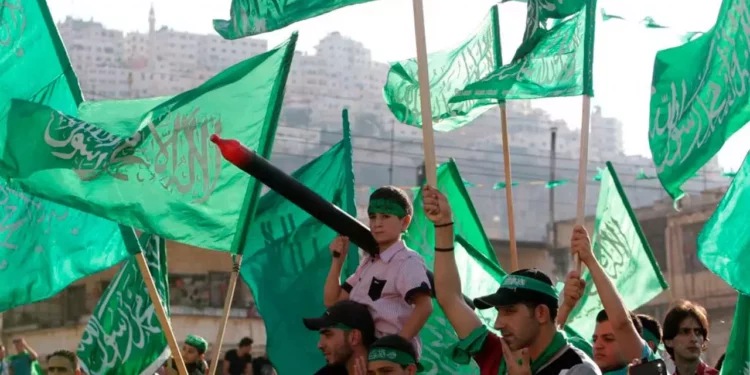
[48,0,749,170]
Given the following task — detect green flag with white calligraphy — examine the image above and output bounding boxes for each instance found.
[0,33,297,252]
[214,0,376,39]
[405,160,506,374]
[648,0,750,200]
[0,0,132,312]
[78,228,170,375]
[449,0,597,103]
[383,6,502,132]
[719,293,750,375]
[566,162,669,341]
[239,110,359,375]
[697,151,750,295]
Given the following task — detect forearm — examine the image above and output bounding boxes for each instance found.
[556,302,573,329]
[433,225,482,338]
[399,295,433,339]
[586,259,642,358]
[323,261,345,307]
[24,345,38,361]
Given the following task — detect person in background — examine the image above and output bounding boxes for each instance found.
[323,186,433,357]
[0,344,9,375]
[365,335,422,375]
[662,301,717,375]
[636,314,663,353]
[165,335,210,375]
[224,337,253,375]
[250,354,275,375]
[303,300,376,374]
[561,225,657,375]
[7,338,39,375]
[425,186,600,375]
[46,350,80,375]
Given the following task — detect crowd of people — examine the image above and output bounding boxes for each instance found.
[0,185,728,375]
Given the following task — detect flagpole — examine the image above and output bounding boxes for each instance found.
[208,254,242,375]
[498,103,518,271]
[411,0,438,187]
[135,252,189,375]
[574,95,592,273]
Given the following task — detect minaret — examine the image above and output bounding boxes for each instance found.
[148,4,156,33]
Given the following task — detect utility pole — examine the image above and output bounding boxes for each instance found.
[548,127,558,250]
[416,161,426,186]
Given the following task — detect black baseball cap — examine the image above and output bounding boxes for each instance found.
[473,269,559,310]
[303,300,376,343]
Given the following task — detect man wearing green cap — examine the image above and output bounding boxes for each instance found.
[422,186,600,375]
[165,334,209,375]
[365,335,423,375]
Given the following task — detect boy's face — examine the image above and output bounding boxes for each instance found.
[180,344,203,364]
[592,320,626,372]
[368,212,410,246]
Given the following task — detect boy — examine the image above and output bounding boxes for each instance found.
[323,186,433,357]
[166,335,209,375]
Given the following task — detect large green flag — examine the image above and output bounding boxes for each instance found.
[0,33,297,252]
[566,162,669,341]
[383,6,502,132]
[214,0,375,39]
[449,0,597,103]
[719,293,750,375]
[648,0,750,200]
[78,228,170,375]
[405,160,505,374]
[697,151,750,295]
[239,110,358,375]
[0,0,132,312]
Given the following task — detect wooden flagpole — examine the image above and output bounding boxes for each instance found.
[411,0,439,187]
[207,254,242,375]
[498,103,519,271]
[574,95,592,273]
[134,251,188,375]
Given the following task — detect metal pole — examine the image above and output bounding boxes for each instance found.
[548,127,558,249]
[389,121,396,185]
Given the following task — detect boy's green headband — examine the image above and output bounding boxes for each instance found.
[368,347,424,371]
[368,198,407,218]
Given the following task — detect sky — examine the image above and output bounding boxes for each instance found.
[48,0,749,171]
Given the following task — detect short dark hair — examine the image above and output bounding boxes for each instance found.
[637,314,662,343]
[239,337,253,347]
[48,350,79,369]
[369,186,413,217]
[518,269,558,321]
[662,300,709,358]
[596,309,643,335]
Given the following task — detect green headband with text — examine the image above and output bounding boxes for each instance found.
[500,275,558,299]
[368,347,417,366]
[368,198,407,218]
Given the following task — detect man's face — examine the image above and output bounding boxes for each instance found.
[367,361,417,375]
[592,320,626,372]
[180,344,203,364]
[493,304,541,351]
[666,316,705,362]
[239,344,252,354]
[317,328,354,365]
[368,213,408,245]
[12,340,23,353]
[47,356,79,375]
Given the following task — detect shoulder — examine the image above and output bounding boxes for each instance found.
[565,360,603,375]
[547,347,601,375]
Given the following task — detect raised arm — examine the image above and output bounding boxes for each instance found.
[571,225,643,360]
[422,186,482,338]
[323,236,352,307]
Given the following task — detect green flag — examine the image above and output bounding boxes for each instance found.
[566,162,668,341]
[78,228,170,375]
[0,0,132,312]
[383,6,502,132]
[405,160,505,374]
[214,0,375,39]
[0,33,297,252]
[239,110,358,375]
[449,0,597,103]
[697,151,750,295]
[648,0,750,200]
[719,293,750,375]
